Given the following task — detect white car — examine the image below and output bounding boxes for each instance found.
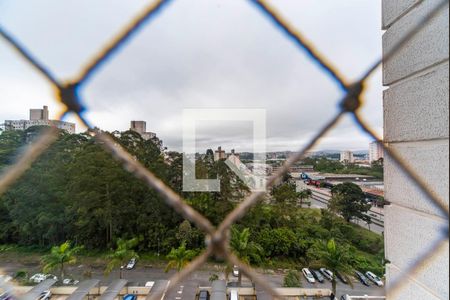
[232,265,239,277]
[62,278,80,285]
[29,274,46,283]
[38,290,51,300]
[0,275,12,283]
[126,258,137,270]
[301,268,316,284]
[319,268,333,281]
[365,271,384,287]
[44,274,58,281]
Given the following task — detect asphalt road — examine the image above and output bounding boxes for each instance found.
[309,197,385,235]
[1,262,385,300]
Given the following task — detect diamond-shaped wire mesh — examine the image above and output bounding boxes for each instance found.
[0,0,448,299]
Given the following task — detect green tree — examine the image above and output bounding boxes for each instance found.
[329,183,371,223]
[165,242,197,272]
[41,241,82,280]
[0,130,24,169]
[310,239,353,295]
[298,189,312,207]
[272,182,299,206]
[256,227,296,258]
[283,270,302,287]
[229,227,263,285]
[105,238,139,279]
[176,220,193,243]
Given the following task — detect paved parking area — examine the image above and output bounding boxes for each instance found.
[1,262,385,299]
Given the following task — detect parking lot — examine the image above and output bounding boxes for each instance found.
[1,260,385,300]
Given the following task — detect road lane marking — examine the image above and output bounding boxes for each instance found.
[161,280,171,300]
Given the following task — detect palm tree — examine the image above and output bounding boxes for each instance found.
[105,238,139,279]
[299,189,312,207]
[165,242,197,272]
[315,239,353,295]
[41,241,82,280]
[229,227,263,285]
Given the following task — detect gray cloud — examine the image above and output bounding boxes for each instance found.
[0,0,382,152]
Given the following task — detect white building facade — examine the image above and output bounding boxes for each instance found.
[340,150,354,163]
[369,141,384,162]
[5,106,75,134]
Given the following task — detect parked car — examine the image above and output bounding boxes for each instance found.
[123,295,137,300]
[319,268,333,281]
[335,271,349,284]
[198,290,210,300]
[30,274,46,283]
[38,290,51,300]
[126,258,137,270]
[0,292,15,300]
[0,275,12,283]
[232,266,239,277]
[365,271,384,287]
[62,279,79,285]
[44,274,58,281]
[301,268,316,284]
[355,271,370,286]
[311,269,324,283]
[230,290,239,300]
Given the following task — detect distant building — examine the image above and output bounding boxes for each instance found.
[4,106,75,134]
[369,141,384,162]
[30,106,49,121]
[340,150,354,164]
[130,121,156,141]
[227,149,240,162]
[214,146,226,161]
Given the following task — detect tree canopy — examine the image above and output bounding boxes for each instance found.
[329,182,371,223]
[0,127,384,276]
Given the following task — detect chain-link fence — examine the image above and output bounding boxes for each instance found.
[0,0,448,299]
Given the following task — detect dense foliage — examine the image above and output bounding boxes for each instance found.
[329,182,371,223]
[0,127,384,275]
[283,270,302,287]
[302,157,383,179]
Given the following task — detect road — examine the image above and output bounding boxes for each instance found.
[1,262,385,300]
[306,186,385,235]
[309,196,385,235]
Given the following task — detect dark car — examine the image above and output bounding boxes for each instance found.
[311,269,325,283]
[198,290,210,300]
[335,271,349,284]
[355,271,370,286]
[0,293,15,300]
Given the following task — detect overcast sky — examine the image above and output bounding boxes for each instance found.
[0,0,383,153]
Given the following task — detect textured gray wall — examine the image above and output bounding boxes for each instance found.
[382,0,449,299]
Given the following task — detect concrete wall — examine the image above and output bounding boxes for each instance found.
[382,0,449,299]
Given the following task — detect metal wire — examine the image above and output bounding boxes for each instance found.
[0,0,448,299]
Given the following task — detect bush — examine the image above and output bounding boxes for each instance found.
[209,274,219,282]
[283,270,302,287]
[14,270,28,279]
[256,228,296,257]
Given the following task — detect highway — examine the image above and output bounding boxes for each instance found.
[305,185,385,235]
